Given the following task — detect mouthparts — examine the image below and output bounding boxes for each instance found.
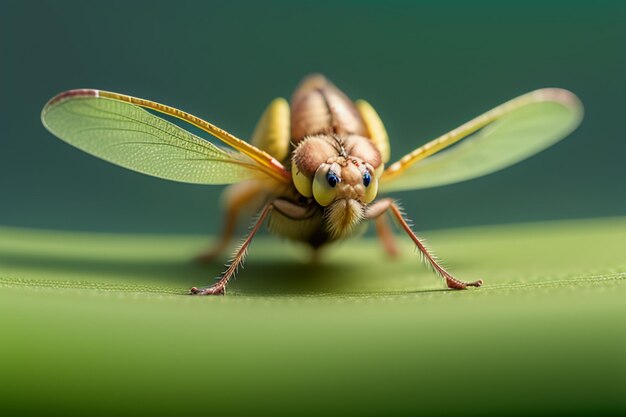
[325,198,365,239]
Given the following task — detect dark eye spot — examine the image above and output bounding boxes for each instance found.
[363,170,371,187]
[326,171,339,188]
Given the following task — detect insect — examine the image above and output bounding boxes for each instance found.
[41,74,583,295]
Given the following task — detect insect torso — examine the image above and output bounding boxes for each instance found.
[289,75,368,143]
[247,75,384,248]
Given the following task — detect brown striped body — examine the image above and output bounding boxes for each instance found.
[290,74,369,146]
[259,75,383,247]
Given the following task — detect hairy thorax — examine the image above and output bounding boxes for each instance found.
[267,133,381,247]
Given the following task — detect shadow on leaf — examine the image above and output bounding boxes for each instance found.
[0,242,439,296]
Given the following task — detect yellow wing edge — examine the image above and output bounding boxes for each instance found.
[381,88,583,183]
[42,89,292,184]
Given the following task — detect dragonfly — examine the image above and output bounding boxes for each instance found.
[41,74,583,295]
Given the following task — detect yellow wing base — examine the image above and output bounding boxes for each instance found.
[356,99,390,164]
[251,98,291,163]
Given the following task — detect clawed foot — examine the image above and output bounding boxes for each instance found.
[446,277,483,290]
[189,285,225,296]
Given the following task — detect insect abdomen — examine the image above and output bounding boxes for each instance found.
[266,208,331,248]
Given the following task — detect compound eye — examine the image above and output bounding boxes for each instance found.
[327,171,339,188]
[362,169,371,187]
[291,159,313,197]
[313,164,340,207]
[361,165,378,204]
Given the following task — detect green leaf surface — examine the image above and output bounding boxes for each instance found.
[1,217,625,416]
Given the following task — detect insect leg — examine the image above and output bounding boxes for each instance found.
[375,213,400,258]
[196,181,268,264]
[366,199,399,257]
[190,203,273,296]
[367,199,483,289]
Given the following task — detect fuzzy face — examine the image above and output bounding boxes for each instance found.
[291,134,382,238]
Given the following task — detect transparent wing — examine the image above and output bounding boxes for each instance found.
[380,89,583,192]
[41,90,291,185]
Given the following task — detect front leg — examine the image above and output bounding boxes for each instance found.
[365,199,483,290]
[190,203,273,296]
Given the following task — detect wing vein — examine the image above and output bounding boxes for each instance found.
[380,89,583,192]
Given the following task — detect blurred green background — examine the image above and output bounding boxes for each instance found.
[2,0,625,234]
[2,3,626,416]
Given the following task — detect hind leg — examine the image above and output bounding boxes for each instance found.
[195,180,268,263]
[375,212,400,258]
